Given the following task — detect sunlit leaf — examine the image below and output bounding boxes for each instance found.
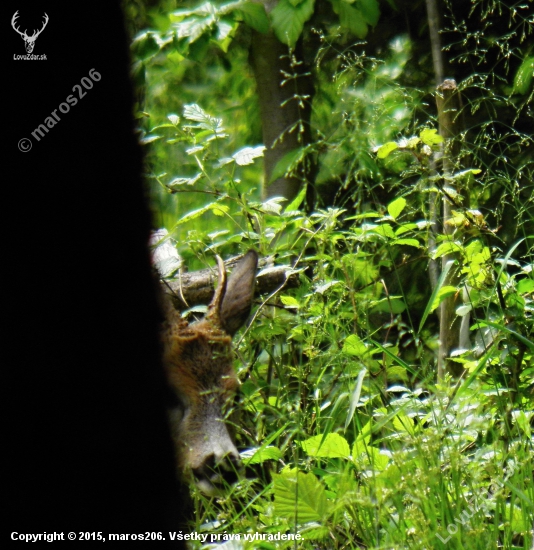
[513,55,534,95]
[420,128,443,146]
[393,238,420,248]
[271,0,315,47]
[343,334,368,356]
[430,285,457,312]
[387,197,406,220]
[274,469,328,523]
[241,446,282,464]
[233,145,266,165]
[300,433,350,458]
[377,141,398,159]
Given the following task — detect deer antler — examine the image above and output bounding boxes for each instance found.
[206,256,227,328]
[32,13,49,40]
[11,11,27,38]
[11,11,48,40]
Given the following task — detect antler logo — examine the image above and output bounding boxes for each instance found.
[12,11,49,54]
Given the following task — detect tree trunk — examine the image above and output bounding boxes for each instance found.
[249,27,316,208]
[435,79,467,379]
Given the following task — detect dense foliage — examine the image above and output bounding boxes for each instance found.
[126,0,533,548]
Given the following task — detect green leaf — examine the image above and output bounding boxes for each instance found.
[285,183,307,211]
[392,414,416,435]
[242,446,282,464]
[233,145,265,165]
[269,147,304,183]
[430,285,457,312]
[377,141,398,159]
[432,241,463,259]
[330,0,368,38]
[517,278,534,294]
[370,297,406,314]
[271,0,315,48]
[513,55,534,95]
[418,260,454,334]
[420,128,443,146]
[274,469,328,524]
[132,32,161,61]
[451,168,482,180]
[300,433,350,458]
[393,238,420,248]
[352,443,389,471]
[387,197,406,220]
[359,0,380,26]
[343,334,368,356]
[374,223,395,239]
[175,204,212,225]
[211,203,229,216]
[236,2,270,34]
[345,367,367,429]
[280,295,300,309]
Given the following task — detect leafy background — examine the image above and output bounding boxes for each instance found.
[125,0,533,548]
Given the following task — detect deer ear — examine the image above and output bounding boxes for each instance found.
[219,250,258,336]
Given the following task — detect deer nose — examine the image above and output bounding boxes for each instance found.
[193,449,242,495]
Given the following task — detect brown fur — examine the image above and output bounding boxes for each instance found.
[161,251,257,495]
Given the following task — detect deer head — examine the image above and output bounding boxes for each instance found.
[12,11,49,54]
[162,251,257,495]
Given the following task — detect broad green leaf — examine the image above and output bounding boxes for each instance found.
[432,241,463,259]
[183,103,208,121]
[233,145,265,165]
[261,196,286,214]
[211,203,229,216]
[176,204,212,225]
[300,433,350,458]
[359,0,380,26]
[374,223,396,239]
[343,334,367,356]
[274,469,328,524]
[395,223,417,236]
[420,128,443,146]
[330,0,368,38]
[352,443,389,471]
[387,197,406,220]
[393,238,420,248]
[271,0,315,48]
[430,285,457,312]
[517,278,534,294]
[242,446,282,464]
[236,2,270,33]
[392,414,416,435]
[377,141,398,159]
[168,173,202,188]
[513,55,534,95]
[269,147,304,183]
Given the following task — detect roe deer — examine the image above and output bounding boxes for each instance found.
[162,250,258,495]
